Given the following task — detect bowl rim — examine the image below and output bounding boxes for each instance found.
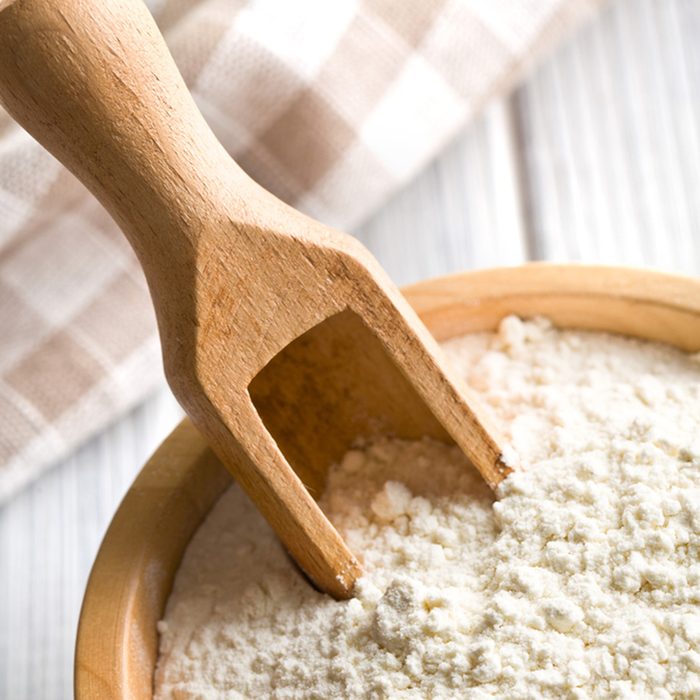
[74,263,700,699]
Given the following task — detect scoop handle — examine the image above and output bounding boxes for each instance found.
[0,0,243,288]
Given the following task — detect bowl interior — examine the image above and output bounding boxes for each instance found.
[75,264,700,699]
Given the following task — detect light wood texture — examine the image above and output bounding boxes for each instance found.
[0,81,526,700]
[0,0,509,599]
[74,264,700,700]
[404,264,700,349]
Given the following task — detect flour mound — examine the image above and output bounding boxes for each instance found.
[155,317,700,699]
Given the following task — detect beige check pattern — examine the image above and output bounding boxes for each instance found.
[0,0,602,500]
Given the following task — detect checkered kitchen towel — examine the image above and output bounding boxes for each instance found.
[0,0,602,500]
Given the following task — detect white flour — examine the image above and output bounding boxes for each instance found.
[155,317,700,699]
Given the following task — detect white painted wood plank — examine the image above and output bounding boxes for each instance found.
[514,0,700,273]
[0,387,183,700]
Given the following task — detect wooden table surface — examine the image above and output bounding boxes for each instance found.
[2,0,699,697]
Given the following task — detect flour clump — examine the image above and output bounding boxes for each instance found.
[155,317,700,698]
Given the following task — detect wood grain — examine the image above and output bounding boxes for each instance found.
[404,264,700,349]
[0,64,527,700]
[0,0,510,598]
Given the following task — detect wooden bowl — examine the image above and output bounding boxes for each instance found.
[74,264,700,699]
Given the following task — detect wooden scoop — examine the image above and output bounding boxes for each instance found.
[0,0,511,598]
